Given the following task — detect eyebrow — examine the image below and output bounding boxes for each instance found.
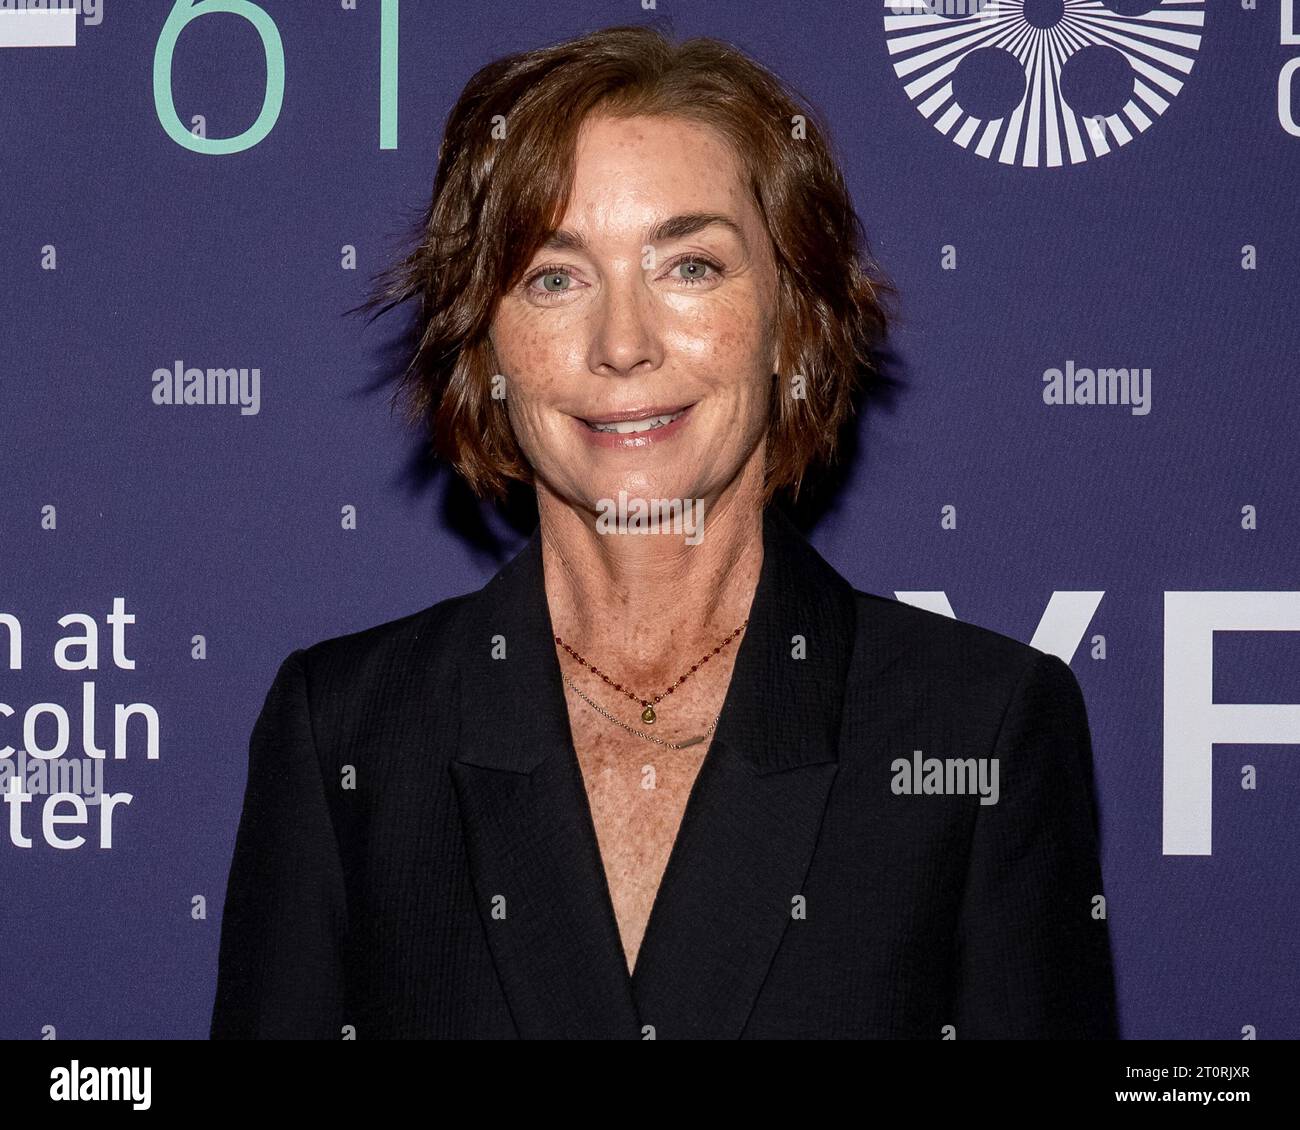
[540,212,749,254]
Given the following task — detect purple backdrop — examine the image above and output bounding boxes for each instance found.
[2,0,1297,1039]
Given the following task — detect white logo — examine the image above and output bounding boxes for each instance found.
[883,0,1205,166]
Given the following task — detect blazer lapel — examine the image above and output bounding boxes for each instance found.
[629,505,856,1037]
[450,504,857,1039]
[450,525,643,1039]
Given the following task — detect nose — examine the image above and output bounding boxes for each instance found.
[586,269,663,378]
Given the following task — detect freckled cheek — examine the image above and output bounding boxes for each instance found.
[504,363,580,459]
[692,310,773,391]
[501,319,585,395]
[506,399,568,470]
[508,380,563,440]
[692,308,775,436]
[499,343,572,411]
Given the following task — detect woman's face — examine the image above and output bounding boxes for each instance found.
[489,113,781,520]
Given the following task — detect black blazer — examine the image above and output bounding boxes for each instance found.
[210,504,1118,1039]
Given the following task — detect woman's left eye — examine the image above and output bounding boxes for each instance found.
[671,257,722,285]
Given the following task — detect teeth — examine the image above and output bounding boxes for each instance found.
[587,410,683,434]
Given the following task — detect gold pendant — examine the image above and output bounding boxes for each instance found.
[641,705,656,724]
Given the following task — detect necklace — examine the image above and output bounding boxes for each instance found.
[561,673,720,749]
[553,618,748,724]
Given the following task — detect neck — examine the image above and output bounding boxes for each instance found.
[537,458,766,683]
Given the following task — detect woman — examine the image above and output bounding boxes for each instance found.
[210,24,1117,1039]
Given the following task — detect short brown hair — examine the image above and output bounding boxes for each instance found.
[352,22,899,505]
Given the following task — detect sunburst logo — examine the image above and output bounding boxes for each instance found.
[883,0,1205,166]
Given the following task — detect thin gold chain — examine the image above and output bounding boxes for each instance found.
[561,673,719,750]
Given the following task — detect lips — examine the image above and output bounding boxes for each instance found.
[573,402,696,448]
[578,403,694,434]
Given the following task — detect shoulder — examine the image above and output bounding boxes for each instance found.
[846,587,1082,732]
[287,588,479,706]
[852,587,1036,666]
[249,588,486,767]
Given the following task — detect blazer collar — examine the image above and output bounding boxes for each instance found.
[450,503,858,1037]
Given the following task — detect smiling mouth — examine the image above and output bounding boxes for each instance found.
[579,406,692,434]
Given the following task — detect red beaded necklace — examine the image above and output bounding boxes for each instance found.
[553,618,748,724]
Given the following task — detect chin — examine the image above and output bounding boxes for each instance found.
[605,466,702,498]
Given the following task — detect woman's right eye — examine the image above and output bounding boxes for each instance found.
[522,266,577,299]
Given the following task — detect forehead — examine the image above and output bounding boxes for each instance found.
[559,113,756,234]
